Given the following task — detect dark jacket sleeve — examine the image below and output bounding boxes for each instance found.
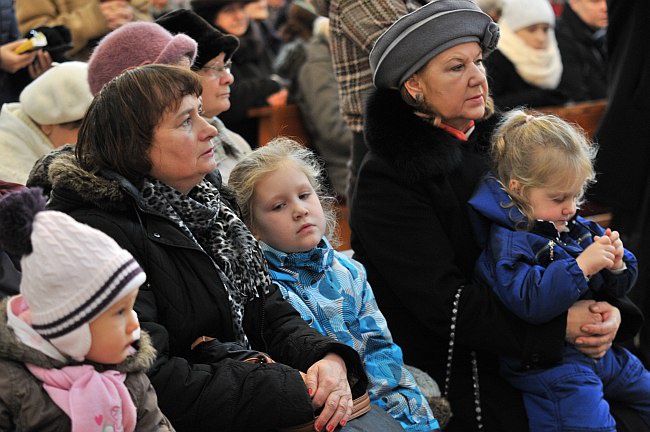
[127,372,175,432]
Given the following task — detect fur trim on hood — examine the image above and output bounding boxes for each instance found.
[363,88,496,183]
[0,298,156,373]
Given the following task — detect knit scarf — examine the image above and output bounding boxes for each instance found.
[26,364,136,432]
[497,21,563,90]
[139,178,271,348]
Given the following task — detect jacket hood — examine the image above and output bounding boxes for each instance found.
[0,298,156,373]
[469,175,522,229]
[364,88,495,183]
[468,175,580,247]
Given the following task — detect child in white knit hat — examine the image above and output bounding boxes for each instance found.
[484,0,569,110]
[0,188,174,431]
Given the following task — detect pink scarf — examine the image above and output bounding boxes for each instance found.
[26,363,136,432]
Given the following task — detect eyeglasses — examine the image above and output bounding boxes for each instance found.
[202,60,232,77]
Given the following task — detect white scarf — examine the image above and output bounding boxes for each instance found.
[497,21,563,90]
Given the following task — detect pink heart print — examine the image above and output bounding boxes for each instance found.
[95,414,103,425]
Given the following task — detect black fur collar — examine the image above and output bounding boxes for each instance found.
[364,88,495,182]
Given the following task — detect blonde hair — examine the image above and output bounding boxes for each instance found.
[490,109,598,229]
[228,137,340,246]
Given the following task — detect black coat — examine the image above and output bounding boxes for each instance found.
[42,152,366,432]
[351,88,570,431]
[556,3,608,102]
[592,0,650,215]
[485,50,568,110]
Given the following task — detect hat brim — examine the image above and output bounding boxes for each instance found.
[370,1,499,89]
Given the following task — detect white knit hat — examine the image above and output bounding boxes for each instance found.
[500,0,555,31]
[0,189,146,361]
[20,61,93,125]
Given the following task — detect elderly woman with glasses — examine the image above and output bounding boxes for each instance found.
[190,0,289,147]
[156,9,252,183]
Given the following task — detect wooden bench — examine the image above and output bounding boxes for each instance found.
[538,99,607,140]
[248,104,312,148]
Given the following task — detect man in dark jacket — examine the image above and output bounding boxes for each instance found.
[556,0,608,102]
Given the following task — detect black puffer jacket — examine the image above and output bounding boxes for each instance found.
[39,151,366,432]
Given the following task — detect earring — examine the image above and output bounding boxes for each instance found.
[415,93,423,104]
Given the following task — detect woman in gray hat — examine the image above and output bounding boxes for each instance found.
[349,0,629,430]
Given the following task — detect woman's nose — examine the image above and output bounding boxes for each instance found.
[221,70,234,85]
[200,118,219,141]
[468,63,486,86]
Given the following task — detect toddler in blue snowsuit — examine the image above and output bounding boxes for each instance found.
[469,110,650,431]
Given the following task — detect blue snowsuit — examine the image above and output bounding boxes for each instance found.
[469,175,650,432]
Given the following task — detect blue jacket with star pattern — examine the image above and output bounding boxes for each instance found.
[262,237,439,432]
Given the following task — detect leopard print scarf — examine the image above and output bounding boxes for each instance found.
[140,177,271,348]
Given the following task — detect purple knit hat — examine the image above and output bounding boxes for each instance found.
[88,22,198,95]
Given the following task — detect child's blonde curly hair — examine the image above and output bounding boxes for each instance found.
[490,109,598,229]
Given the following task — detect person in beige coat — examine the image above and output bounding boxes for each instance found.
[16,0,152,60]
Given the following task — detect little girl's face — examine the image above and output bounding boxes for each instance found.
[526,184,582,232]
[86,289,140,364]
[252,161,326,253]
[515,23,552,50]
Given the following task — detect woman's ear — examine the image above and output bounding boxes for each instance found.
[508,179,521,195]
[403,75,423,100]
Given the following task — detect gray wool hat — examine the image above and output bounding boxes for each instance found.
[370,0,500,89]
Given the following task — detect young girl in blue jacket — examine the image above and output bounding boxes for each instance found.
[468,109,650,431]
[229,137,440,432]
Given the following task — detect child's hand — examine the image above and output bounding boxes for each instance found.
[576,235,616,277]
[604,228,625,270]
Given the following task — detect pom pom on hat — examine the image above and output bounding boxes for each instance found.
[500,0,555,32]
[156,9,240,69]
[88,22,198,95]
[20,61,92,125]
[0,188,146,361]
[370,0,499,89]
